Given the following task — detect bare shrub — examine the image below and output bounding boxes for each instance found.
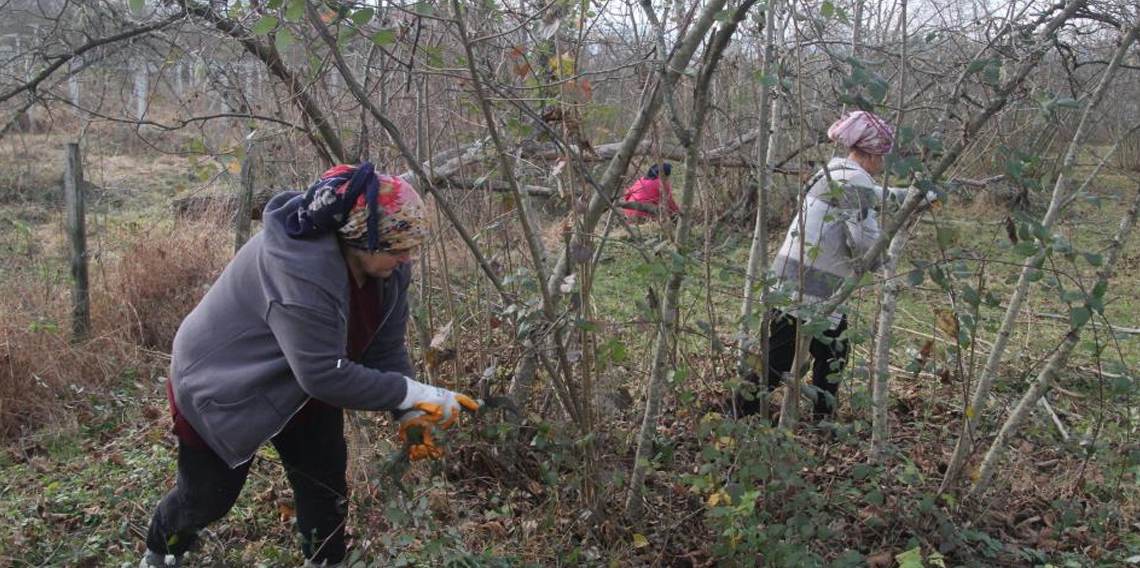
[104,220,231,351]
[0,279,142,440]
[1113,128,1140,172]
[0,217,232,439]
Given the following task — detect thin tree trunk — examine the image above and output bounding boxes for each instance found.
[627,0,759,513]
[450,0,585,430]
[778,2,813,431]
[234,140,257,253]
[969,182,1140,498]
[736,1,781,419]
[544,0,731,300]
[870,0,909,463]
[941,16,1139,491]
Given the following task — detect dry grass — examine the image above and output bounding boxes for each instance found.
[105,221,230,350]
[1113,129,1140,172]
[0,216,231,440]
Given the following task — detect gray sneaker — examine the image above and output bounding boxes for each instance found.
[138,550,181,567]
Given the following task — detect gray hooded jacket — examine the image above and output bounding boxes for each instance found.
[170,191,413,468]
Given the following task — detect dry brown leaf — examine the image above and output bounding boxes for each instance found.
[425,321,456,370]
[934,307,959,339]
[867,550,894,568]
[278,504,295,521]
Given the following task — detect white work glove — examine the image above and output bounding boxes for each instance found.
[924,190,942,211]
[396,377,479,461]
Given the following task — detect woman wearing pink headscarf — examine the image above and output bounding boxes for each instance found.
[734,110,929,420]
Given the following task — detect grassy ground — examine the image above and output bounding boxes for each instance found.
[1,129,1138,567]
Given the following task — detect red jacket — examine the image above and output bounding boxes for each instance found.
[621,178,679,218]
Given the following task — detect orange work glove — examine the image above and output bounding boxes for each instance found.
[396,378,480,461]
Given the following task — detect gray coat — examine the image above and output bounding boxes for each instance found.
[170,191,414,468]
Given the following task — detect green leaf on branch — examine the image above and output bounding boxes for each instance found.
[275,28,295,51]
[251,15,278,35]
[820,1,835,18]
[371,29,398,46]
[982,58,1002,85]
[1013,241,1039,257]
[284,0,305,22]
[337,25,358,43]
[1092,281,1108,299]
[350,8,374,25]
[1060,289,1084,304]
[907,268,924,286]
[1070,306,1092,330]
[919,135,944,154]
[929,266,949,289]
[935,227,960,248]
[961,285,981,307]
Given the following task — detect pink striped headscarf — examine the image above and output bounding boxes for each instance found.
[827,111,895,155]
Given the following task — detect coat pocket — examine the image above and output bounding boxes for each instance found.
[197,394,284,460]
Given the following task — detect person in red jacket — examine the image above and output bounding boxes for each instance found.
[620,162,678,220]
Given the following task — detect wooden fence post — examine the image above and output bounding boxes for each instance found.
[63,142,90,341]
[234,140,257,253]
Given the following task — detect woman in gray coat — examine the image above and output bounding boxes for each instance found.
[140,163,477,568]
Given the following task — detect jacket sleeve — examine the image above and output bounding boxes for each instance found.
[361,267,416,378]
[265,300,408,411]
[840,177,883,265]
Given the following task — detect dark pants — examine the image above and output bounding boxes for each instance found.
[146,404,349,565]
[737,310,849,417]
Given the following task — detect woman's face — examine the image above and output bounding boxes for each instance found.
[345,245,420,281]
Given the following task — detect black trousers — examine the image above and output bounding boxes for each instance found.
[737,310,849,417]
[146,404,349,564]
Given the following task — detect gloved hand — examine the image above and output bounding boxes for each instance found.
[921,189,942,210]
[927,196,943,212]
[396,377,479,461]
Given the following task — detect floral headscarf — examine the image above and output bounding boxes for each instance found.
[286,162,429,252]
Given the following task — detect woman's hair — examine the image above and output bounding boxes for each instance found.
[646,162,672,179]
